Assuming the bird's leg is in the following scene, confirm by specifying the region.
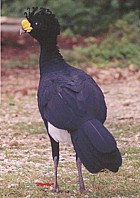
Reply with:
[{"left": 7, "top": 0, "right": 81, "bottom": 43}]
[
  {"left": 76, "top": 156, "right": 85, "bottom": 193},
  {"left": 53, "top": 156, "right": 59, "bottom": 192},
  {"left": 49, "top": 135, "right": 59, "bottom": 192}
]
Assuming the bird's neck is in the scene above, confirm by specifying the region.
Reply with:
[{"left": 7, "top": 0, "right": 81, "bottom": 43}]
[{"left": 39, "top": 37, "right": 64, "bottom": 75}]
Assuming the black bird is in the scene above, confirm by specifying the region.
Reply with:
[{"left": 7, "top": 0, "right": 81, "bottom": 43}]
[{"left": 21, "top": 7, "right": 122, "bottom": 192}]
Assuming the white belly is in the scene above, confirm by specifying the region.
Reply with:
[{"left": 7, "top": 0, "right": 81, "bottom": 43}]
[{"left": 48, "top": 122, "right": 72, "bottom": 144}]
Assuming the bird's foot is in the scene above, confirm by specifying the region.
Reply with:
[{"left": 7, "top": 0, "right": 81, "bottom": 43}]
[
  {"left": 52, "top": 184, "right": 59, "bottom": 193},
  {"left": 79, "top": 187, "right": 86, "bottom": 194}
]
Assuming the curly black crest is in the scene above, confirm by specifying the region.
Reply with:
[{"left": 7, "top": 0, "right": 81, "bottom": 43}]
[
  {"left": 24, "top": 7, "right": 60, "bottom": 36},
  {"left": 24, "top": 7, "right": 53, "bottom": 20}
]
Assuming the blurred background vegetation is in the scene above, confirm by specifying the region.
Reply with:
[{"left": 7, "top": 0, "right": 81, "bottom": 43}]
[{"left": 2, "top": 0, "right": 140, "bottom": 68}]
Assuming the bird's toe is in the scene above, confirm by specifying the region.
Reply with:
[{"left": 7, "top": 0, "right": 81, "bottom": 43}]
[
  {"left": 52, "top": 184, "right": 59, "bottom": 193},
  {"left": 79, "top": 187, "right": 86, "bottom": 194}
]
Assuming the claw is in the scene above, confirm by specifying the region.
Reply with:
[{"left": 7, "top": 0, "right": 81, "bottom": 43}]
[
  {"left": 51, "top": 184, "right": 59, "bottom": 193},
  {"left": 79, "top": 187, "right": 86, "bottom": 194}
]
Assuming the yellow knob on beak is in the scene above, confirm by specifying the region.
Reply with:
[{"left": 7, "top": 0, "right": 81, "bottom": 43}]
[{"left": 21, "top": 19, "right": 33, "bottom": 33}]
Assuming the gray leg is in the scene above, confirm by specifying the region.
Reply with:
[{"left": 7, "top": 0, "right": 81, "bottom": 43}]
[
  {"left": 48, "top": 134, "right": 59, "bottom": 192},
  {"left": 76, "top": 157, "right": 85, "bottom": 193},
  {"left": 53, "top": 156, "right": 59, "bottom": 192}
]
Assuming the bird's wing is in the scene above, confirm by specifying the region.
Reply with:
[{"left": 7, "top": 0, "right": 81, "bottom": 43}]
[{"left": 38, "top": 69, "right": 106, "bottom": 131}]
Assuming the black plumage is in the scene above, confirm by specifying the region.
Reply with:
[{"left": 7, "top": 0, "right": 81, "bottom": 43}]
[{"left": 21, "top": 7, "right": 122, "bottom": 192}]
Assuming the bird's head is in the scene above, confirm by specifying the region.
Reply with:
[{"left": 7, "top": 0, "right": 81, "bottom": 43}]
[{"left": 21, "top": 7, "right": 60, "bottom": 43}]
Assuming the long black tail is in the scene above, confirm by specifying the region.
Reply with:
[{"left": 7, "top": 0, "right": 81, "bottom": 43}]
[{"left": 71, "top": 119, "right": 122, "bottom": 173}]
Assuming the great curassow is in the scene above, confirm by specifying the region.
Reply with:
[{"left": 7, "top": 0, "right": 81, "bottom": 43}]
[{"left": 21, "top": 7, "right": 122, "bottom": 192}]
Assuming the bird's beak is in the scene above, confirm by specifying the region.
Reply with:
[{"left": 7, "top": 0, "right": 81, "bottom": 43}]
[{"left": 20, "top": 19, "right": 33, "bottom": 35}]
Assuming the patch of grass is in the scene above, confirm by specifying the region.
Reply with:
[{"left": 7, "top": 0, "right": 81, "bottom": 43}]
[
  {"left": 74, "top": 39, "right": 140, "bottom": 69},
  {"left": 107, "top": 121, "right": 140, "bottom": 138},
  {"left": 1, "top": 132, "right": 140, "bottom": 198},
  {"left": 27, "top": 155, "right": 47, "bottom": 163},
  {"left": 6, "top": 122, "right": 45, "bottom": 136},
  {"left": 1, "top": 150, "right": 140, "bottom": 197},
  {"left": 1, "top": 152, "right": 140, "bottom": 198},
  {"left": 121, "top": 146, "right": 140, "bottom": 161}
]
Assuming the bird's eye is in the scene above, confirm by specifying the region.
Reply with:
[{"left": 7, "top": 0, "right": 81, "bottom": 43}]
[{"left": 35, "top": 22, "right": 38, "bottom": 26}]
